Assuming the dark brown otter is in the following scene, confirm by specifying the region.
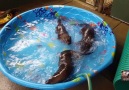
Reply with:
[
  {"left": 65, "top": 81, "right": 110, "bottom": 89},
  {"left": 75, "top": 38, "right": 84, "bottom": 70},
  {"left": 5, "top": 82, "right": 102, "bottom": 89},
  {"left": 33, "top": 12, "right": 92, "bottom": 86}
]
[
  {"left": 79, "top": 24, "right": 95, "bottom": 55},
  {"left": 56, "top": 19, "right": 71, "bottom": 45},
  {"left": 46, "top": 50, "right": 75, "bottom": 84}
]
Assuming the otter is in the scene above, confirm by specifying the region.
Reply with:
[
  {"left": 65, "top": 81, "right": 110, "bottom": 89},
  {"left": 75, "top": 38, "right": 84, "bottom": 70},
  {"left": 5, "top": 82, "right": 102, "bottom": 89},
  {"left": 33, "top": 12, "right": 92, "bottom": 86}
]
[
  {"left": 79, "top": 24, "right": 95, "bottom": 55},
  {"left": 46, "top": 50, "right": 80, "bottom": 84},
  {"left": 56, "top": 19, "right": 71, "bottom": 45},
  {"left": 46, "top": 22, "right": 95, "bottom": 84}
]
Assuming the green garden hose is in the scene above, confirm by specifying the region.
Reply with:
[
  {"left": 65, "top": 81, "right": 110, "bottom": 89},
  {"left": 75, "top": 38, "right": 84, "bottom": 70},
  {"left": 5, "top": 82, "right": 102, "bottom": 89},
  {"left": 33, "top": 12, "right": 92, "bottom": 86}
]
[
  {"left": 86, "top": 74, "right": 92, "bottom": 90},
  {"left": 76, "top": 73, "right": 92, "bottom": 90}
]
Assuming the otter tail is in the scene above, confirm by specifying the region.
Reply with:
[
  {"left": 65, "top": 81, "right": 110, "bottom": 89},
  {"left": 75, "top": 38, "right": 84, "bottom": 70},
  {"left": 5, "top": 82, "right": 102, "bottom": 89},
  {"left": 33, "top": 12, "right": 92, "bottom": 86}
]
[
  {"left": 46, "top": 63, "right": 73, "bottom": 84},
  {"left": 46, "top": 50, "right": 80, "bottom": 84}
]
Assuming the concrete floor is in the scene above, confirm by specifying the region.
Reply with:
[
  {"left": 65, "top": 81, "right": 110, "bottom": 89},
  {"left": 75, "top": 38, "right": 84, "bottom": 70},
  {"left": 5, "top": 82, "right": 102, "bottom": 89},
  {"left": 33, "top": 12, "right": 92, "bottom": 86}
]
[
  {"left": 0, "top": 0, "right": 129, "bottom": 90},
  {"left": 0, "top": 72, "right": 114, "bottom": 90}
]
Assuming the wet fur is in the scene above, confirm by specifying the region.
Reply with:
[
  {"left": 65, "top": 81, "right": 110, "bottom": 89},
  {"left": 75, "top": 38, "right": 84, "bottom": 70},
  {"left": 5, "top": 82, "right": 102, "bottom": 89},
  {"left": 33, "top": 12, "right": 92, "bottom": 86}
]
[
  {"left": 79, "top": 24, "right": 95, "bottom": 55},
  {"left": 46, "top": 50, "right": 74, "bottom": 84},
  {"left": 56, "top": 19, "right": 71, "bottom": 45},
  {"left": 46, "top": 21, "right": 95, "bottom": 84}
]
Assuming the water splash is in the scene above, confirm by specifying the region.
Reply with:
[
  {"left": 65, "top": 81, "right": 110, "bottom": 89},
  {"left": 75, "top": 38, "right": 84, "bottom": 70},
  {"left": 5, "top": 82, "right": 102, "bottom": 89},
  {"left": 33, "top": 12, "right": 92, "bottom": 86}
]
[{"left": 3, "top": 18, "right": 108, "bottom": 84}]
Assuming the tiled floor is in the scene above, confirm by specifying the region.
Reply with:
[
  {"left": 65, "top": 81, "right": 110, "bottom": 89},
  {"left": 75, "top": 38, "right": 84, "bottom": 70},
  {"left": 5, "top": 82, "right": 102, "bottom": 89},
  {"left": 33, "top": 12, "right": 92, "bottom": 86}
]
[{"left": 0, "top": 0, "right": 129, "bottom": 90}]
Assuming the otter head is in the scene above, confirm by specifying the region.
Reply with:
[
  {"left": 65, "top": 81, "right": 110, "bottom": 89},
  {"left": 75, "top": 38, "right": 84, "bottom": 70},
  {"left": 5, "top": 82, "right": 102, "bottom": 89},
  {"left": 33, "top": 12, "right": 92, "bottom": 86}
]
[
  {"left": 80, "top": 42, "right": 92, "bottom": 55},
  {"left": 60, "top": 34, "right": 71, "bottom": 45}
]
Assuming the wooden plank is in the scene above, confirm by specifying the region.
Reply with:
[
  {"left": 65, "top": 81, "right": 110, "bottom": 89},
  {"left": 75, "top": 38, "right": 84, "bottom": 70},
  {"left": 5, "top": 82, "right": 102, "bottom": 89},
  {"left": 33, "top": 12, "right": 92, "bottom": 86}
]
[{"left": 67, "top": 0, "right": 121, "bottom": 29}]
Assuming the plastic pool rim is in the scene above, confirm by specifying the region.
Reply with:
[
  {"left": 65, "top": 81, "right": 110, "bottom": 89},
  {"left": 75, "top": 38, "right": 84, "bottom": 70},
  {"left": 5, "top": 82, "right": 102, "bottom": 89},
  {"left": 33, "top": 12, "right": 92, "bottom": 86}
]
[{"left": 0, "top": 5, "right": 116, "bottom": 90}]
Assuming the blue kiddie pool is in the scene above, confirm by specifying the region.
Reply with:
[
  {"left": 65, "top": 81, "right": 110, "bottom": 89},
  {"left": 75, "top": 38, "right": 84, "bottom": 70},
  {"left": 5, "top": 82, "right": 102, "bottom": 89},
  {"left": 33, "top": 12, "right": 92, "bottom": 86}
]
[{"left": 0, "top": 5, "right": 116, "bottom": 90}]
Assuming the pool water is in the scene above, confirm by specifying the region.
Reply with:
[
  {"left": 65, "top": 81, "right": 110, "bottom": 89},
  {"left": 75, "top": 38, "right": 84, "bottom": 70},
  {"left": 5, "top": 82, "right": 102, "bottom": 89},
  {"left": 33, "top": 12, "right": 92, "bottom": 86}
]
[{"left": 1, "top": 17, "right": 109, "bottom": 84}]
